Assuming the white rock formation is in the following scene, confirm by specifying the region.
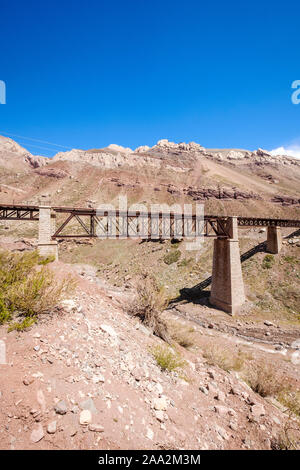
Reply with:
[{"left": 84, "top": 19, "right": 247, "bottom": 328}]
[
  {"left": 153, "top": 139, "right": 204, "bottom": 152},
  {"left": 107, "top": 144, "right": 133, "bottom": 154},
  {"left": 135, "top": 145, "right": 151, "bottom": 153}
]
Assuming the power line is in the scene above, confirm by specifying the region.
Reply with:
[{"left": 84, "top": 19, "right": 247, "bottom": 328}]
[
  {"left": 0, "top": 131, "right": 72, "bottom": 150},
  {"left": 17, "top": 141, "right": 64, "bottom": 153}
]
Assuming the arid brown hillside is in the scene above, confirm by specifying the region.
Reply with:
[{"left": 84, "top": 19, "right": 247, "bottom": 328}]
[
  {"left": 0, "top": 136, "right": 299, "bottom": 451},
  {"left": 0, "top": 136, "right": 299, "bottom": 222},
  {"left": 0, "top": 255, "right": 299, "bottom": 450}
]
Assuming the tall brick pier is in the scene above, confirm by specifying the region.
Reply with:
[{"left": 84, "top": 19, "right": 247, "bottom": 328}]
[
  {"left": 210, "top": 217, "right": 246, "bottom": 315},
  {"left": 266, "top": 226, "right": 282, "bottom": 254},
  {"left": 38, "top": 206, "right": 58, "bottom": 260}
]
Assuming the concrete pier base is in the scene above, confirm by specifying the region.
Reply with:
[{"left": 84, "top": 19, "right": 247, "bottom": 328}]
[
  {"left": 210, "top": 217, "right": 245, "bottom": 315},
  {"left": 266, "top": 226, "right": 282, "bottom": 254},
  {"left": 38, "top": 242, "right": 58, "bottom": 260},
  {"left": 38, "top": 206, "right": 58, "bottom": 260}
]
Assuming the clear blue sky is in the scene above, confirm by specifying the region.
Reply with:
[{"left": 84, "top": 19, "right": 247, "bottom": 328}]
[{"left": 0, "top": 0, "right": 300, "bottom": 157}]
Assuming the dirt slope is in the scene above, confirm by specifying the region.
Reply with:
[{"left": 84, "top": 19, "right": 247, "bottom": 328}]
[
  {"left": 0, "top": 261, "right": 295, "bottom": 450},
  {"left": 0, "top": 137, "right": 299, "bottom": 450}
]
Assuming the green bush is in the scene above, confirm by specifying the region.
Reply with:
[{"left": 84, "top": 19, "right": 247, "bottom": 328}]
[
  {"left": 8, "top": 316, "right": 37, "bottom": 332},
  {"left": 163, "top": 249, "right": 181, "bottom": 265},
  {"left": 152, "top": 345, "right": 186, "bottom": 372},
  {"left": 262, "top": 254, "right": 275, "bottom": 269},
  {"left": 0, "top": 250, "right": 75, "bottom": 328},
  {"left": 38, "top": 255, "right": 56, "bottom": 265},
  {"left": 0, "top": 296, "right": 11, "bottom": 324}
]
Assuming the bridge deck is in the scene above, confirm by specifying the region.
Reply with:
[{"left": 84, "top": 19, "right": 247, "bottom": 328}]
[{"left": 0, "top": 204, "right": 299, "bottom": 239}]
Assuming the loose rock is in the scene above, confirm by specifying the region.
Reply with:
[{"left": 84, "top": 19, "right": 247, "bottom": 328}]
[
  {"left": 54, "top": 400, "right": 68, "bottom": 415},
  {"left": 251, "top": 404, "right": 265, "bottom": 419},
  {"left": 47, "top": 421, "right": 57, "bottom": 434},
  {"left": 80, "top": 409, "right": 92, "bottom": 425},
  {"left": 30, "top": 424, "right": 44, "bottom": 443},
  {"left": 88, "top": 424, "right": 104, "bottom": 432}
]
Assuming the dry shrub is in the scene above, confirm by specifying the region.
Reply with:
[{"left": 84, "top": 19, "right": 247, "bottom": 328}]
[
  {"left": 167, "top": 320, "right": 195, "bottom": 349},
  {"left": 271, "top": 418, "right": 300, "bottom": 450},
  {"left": 7, "top": 268, "right": 76, "bottom": 317},
  {"left": 277, "top": 390, "right": 300, "bottom": 418},
  {"left": 128, "top": 273, "right": 170, "bottom": 342},
  {"left": 203, "top": 345, "right": 251, "bottom": 372},
  {"left": 152, "top": 345, "right": 186, "bottom": 372},
  {"left": 0, "top": 250, "right": 76, "bottom": 326},
  {"left": 243, "top": 362, "right": 284, "bottom": 397},
  {"left": 272, "top": 391, "right": 300, "bottom": 450}
]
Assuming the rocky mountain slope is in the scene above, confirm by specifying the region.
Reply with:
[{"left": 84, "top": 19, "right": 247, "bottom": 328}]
[
  {"left": 0, "top": 136, "right": 47, "bottom": 172},
  {"left": 0, "top": 136, "right": 299, "bottom": 450},
  {"left": 53, "top": 139, "right": 299, "bottom": 170},
  {"left": 0, "top": 260, "right": 298, "bottom": 450},
  {"left": 0, "top": 136, "right": 299, "bottom": 221}
]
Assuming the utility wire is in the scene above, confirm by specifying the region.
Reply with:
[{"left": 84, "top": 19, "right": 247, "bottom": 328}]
[
  {"left": 17, "top": 142, "right": 65, "bottom": 153},
  {"left": 0, "top": 131, "right": 72, "bottom": 150}
]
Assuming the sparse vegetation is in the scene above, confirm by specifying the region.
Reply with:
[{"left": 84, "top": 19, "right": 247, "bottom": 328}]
[
  {"left": 243, "top": 247, "right": 300, "bottom": 324},
  {"left": 167, "top": 320, "right": 195, "bottom": 349},
  {"left": 163, "top": 249, "right": 181, "bottom": 265},
  {"left": 203, "top": 345, "right": 252, "bottom": 372},
  {"left": 177, "top": 257, "right": 193, "bottom": 268},
  {"left": 128, "top": 273, "right": 170, "bottom": 342},
  {"left": 278, "top": 390, "right": 300, "bottom": 418},
  {"left": 37, "top": 255, "right": 56, "bottom": 265},
  {"left": 0, "top": 296, "right": 11, "bottom": 324},
  {"left": 151, "top": 345, "right": 186, "bottom": 372},
  {"left": 282, "top": 255, "right": 299, "bottom": 265},
  {"left": 271, "top": 418, "right": 300, "bottom": 450},
  {"left": 243, "top": 362, "right": 284, "bottom": 397},
  {"left": 7, "top": 316, "right": 37, "bottom": 332},
  {"left": 0, "top": 250, "right": 75, "bottom": 330},
  {"left": 262, "top": 254, "right": 275, "bottom": 269},
  {"left": 203, "top": 345, "right": 300, "bottom": 417}
]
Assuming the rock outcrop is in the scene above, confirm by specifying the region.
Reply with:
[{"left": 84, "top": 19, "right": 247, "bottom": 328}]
[
  {"left": 184, "top": 186, "right": 262, "bottom": 201},
  {"left": 34, "top": 167, "right": 68, "bottom": 179},
  {"left": 0, "top": 136, "right": 47, "bottom": 171},
  {"left": 1, "top": 135, "right": 299, "bottom": 175}
]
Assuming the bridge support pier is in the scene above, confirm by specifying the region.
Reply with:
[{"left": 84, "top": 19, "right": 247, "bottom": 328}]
[
  {"left": 266, "top": 226, "right": 282, "bottom": 254},
  {"left": 38, "top": 206, "right": 58, "bottom": 260},
  {"left": 210, "top": 217, "right": 245, "bottom": 315}
]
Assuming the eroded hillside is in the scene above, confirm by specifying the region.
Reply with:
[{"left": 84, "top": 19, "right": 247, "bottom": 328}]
[
  {"left": 0, "top": 136, "right": 299, "bottom": 450},
  {"left": 0, "top": 136, "right": 299, "bottom": 222}
]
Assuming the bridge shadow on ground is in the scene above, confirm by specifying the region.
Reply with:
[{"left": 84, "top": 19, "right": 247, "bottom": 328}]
[
  {"left": 285, "top": 228, "right": 300, "bottom": 239},
  {"left": 169, "top": 241, "right": 267, "bottom": 306}
]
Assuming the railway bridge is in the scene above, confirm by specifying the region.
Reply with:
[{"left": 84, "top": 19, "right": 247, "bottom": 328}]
[{"left": 0, "top": 203, "right": 299, "bottom": 315}]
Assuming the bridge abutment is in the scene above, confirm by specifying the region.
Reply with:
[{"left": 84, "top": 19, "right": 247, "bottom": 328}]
[
  {"left": 266, "top": 226, "right": 282, "bottom": 254},
  {"left": 210, "top": 217, "right": 245, "bottom": 315},
  {"left": 38, "top": 206, "right": 58, "bottom": 260}
]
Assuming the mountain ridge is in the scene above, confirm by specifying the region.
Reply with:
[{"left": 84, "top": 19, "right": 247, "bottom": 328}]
[{"left": 0, "top": 135, "right": 299, "bottom": 221}]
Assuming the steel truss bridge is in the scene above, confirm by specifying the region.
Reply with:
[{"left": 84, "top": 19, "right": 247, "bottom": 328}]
[{"left": 0, "top": 204, "right": 300, "bottom": 240}]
